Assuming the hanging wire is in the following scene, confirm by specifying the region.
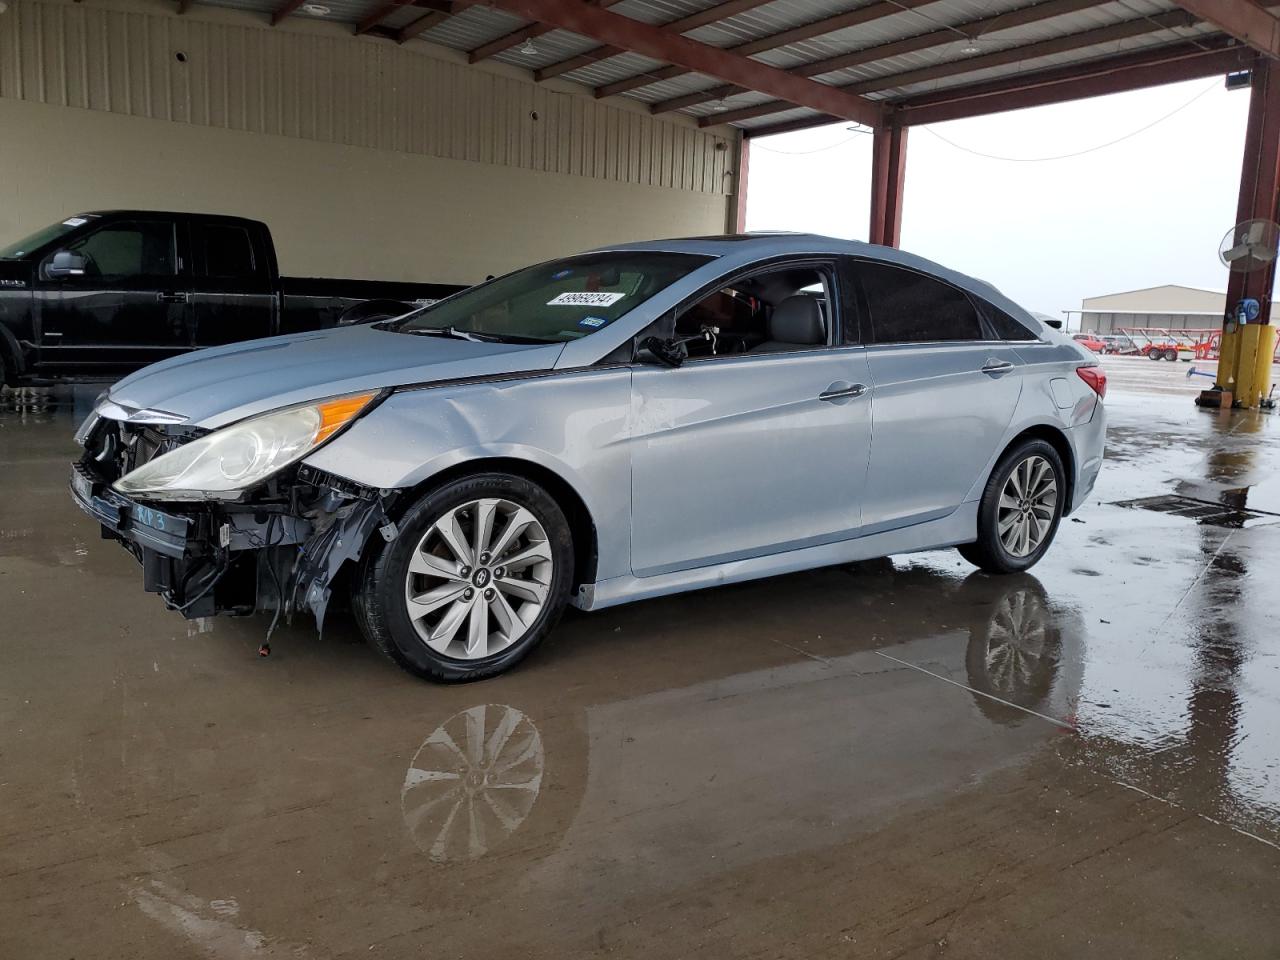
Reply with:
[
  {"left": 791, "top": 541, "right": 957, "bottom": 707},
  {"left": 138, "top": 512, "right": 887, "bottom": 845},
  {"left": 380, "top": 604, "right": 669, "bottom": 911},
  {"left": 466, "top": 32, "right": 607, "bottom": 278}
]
[
  {"left": 752, "top": 125, "right": 872, "bottom": 156},
  {"left": 919, "top": 77, "right": 1220, "bottom": 163}
]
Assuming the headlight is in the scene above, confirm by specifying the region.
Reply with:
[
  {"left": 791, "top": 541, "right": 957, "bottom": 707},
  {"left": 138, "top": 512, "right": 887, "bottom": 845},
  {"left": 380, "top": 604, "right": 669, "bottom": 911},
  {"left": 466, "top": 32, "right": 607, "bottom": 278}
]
[{"left": 114, "top": 392, "right": 378, "bottom": 500}]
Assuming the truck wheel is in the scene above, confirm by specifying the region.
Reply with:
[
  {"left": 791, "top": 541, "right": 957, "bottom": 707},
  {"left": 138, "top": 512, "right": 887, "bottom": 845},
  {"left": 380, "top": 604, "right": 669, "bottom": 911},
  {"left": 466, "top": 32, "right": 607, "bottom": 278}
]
[
  {"left": 1165, "top": 348, "right": 1178, "bottom": 362},
  {"left": 353, "top": 473, "right": 574, "bottom": 683},
  {"left": 958, "top": 439, "right": 1065, "bottom": 574},
  {"left": 1147, "top": 349, "right": 1162, "bottom": 361}
]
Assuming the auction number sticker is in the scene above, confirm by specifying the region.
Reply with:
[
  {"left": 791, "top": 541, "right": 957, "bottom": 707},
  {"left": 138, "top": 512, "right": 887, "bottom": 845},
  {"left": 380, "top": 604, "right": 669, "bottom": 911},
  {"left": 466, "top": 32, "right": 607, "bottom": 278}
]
[{"left": 547, "top": 291, "right": 625, "bottom": 307}]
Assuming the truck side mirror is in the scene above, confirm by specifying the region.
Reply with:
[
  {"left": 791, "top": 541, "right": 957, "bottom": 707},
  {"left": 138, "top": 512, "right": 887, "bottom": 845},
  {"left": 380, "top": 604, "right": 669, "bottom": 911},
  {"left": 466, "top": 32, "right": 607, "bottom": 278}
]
[{"left": 46, "top": 250, "right": 87, "bottom": 279}]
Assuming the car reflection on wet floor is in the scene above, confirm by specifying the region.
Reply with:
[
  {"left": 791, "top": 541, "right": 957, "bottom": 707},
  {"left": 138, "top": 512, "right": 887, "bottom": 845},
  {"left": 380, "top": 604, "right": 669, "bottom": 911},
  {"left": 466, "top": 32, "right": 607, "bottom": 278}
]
[{"left": 1, "top": 383, "right": 1279, "bottom": 958}]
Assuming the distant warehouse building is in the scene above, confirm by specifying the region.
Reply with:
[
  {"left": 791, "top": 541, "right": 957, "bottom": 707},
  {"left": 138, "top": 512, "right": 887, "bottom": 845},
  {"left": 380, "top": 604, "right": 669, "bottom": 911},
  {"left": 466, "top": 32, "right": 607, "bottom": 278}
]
[{"left": 1072, "top": 285, "right": 1226, "bottom": 334}]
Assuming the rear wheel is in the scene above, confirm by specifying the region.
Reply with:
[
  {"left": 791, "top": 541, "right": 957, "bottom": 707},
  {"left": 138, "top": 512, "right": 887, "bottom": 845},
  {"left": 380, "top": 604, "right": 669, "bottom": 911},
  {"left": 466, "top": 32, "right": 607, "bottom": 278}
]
[
  {"left": 1164, "top": 348, "right": 1178, "bottom": 362},
  {"left": 1147, "top": 348, "right": 1162, "bottom": 361},
  {"left": 958, "top": 439, "right": 1065, "bottom": 574},
  {"left": 353, "top": 473, "right": 574, "bottom": 682}
]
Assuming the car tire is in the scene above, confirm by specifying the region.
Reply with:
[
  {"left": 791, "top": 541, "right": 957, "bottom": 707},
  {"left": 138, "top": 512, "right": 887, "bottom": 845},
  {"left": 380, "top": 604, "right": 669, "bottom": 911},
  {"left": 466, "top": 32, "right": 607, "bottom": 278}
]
[
  {"left": 958, "top": 439, "right": 1066, "bottom": 574},
  {"left": 1165, "top": 348, "right": 1178, "bottom": 362},
  {"left": 352, "top": 472, "right": 574, "bottom": 683},
  {"left": 1147, "top": 349, "right": 1161, "bottom": 361}
]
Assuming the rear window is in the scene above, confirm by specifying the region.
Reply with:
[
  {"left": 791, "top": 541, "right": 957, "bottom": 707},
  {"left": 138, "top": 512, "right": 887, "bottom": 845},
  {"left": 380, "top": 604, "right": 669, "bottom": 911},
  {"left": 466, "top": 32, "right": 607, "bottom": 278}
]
[
  {"left": 856, "top": 260, "right": 984, "bottom": 343},
  {"left": 395, "top": 252, "right": 712, "bottom": 343},
  {"left": 201, "top": 224, "right": 257, "bottom": 278},
  {"left": 987, "top": 306, "right": 1038, "bottom": 341}
]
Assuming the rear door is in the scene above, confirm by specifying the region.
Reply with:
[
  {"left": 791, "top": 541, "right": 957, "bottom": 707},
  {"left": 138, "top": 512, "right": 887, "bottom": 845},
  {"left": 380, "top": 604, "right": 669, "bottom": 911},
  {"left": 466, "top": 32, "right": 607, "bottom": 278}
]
[
  {"left": 189, "top": 218, "right": 276, "bottom": 347},
  {"left": 848, "top": 257, "right": 1024, "bottom": 533},
  {"left": 33, "top": 216, "right": 189, "bottom": 372}
]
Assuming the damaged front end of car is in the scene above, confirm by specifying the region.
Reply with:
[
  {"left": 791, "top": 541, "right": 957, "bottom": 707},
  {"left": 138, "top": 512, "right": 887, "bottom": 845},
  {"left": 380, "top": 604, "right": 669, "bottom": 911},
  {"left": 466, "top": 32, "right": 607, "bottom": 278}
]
[{"left": 70, "top": 396, "right": 398, "bottom": 630}]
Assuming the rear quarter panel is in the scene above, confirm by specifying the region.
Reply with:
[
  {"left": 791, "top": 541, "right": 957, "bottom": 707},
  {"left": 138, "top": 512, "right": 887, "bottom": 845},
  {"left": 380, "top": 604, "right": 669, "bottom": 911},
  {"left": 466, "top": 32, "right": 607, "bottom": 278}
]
[{"left": 961, "top": 339, "right": 1103, "bottom": 510}]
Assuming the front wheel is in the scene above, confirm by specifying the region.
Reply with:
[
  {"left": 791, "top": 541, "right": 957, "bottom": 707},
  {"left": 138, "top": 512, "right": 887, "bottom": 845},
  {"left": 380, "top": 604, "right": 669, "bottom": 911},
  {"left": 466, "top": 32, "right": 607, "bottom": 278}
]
[
  {"left": 958, "top": 440, "right": 1066, "bottom": 574},
  {"left": 353, "top": 473, "right": 574, "bottom": 682}
]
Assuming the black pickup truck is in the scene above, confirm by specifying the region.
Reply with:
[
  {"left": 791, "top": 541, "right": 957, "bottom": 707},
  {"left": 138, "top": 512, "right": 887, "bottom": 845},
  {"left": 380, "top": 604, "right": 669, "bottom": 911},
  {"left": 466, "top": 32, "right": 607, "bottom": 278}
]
[{"left": 0, "top": 210, "right": 466, "bottom": 385}]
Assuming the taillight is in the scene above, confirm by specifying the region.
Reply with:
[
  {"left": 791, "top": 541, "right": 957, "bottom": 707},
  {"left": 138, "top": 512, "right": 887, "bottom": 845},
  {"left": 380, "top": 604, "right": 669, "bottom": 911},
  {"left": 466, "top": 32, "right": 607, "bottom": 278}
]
[{"left": 1077, "top": 365, "right": 1107, "bottom": 399}]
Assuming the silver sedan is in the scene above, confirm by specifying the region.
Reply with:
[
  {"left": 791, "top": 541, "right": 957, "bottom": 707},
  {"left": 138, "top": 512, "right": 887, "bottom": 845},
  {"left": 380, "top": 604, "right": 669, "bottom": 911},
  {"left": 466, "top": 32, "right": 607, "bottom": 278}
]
[{"left": 71, "top": 234, "right": 1107, "bottom": 682}]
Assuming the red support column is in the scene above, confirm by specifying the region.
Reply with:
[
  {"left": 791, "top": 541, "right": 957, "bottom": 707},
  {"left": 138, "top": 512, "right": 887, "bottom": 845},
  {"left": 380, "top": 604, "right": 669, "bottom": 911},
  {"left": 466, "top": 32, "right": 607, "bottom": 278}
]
[
  {"left": 1226, "top": 58, "right": 1280, "bottom": 322},
  {"left": 869, "top": 120, "right": 908, "bottom": 247},
  {"left": 730, "top": 137, "right": 750, "bottom": 233}
]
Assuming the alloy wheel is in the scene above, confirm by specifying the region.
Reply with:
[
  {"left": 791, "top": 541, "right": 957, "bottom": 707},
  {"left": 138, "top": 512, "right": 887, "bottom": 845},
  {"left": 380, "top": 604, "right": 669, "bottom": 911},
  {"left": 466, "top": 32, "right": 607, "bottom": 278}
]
[
  {"left": 997, "top": 455, "right": 1058, "bottom": 558},
  {"left": 403, "top": 498, "right": 553, "bottom": 660}
]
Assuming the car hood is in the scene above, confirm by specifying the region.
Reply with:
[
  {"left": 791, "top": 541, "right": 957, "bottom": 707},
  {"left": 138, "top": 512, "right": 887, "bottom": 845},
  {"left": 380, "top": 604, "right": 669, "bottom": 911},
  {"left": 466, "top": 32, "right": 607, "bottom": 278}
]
[{"left": 108, "top": 325, "right": 566, "bottom": 429}]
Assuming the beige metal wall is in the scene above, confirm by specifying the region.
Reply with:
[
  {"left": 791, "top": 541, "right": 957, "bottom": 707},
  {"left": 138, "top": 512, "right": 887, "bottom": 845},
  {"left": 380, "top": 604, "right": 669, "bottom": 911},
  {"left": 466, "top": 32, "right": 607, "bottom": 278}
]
[{"left": 0, "top": 0, "right": 737, "bottom": 284}]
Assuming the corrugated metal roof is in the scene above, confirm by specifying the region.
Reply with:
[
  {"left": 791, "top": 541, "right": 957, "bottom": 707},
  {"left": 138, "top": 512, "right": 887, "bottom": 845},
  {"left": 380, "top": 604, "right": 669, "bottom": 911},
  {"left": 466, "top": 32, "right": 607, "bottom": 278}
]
[{"left": 188, "top": 0, "right": 1244, "bottom": 132}]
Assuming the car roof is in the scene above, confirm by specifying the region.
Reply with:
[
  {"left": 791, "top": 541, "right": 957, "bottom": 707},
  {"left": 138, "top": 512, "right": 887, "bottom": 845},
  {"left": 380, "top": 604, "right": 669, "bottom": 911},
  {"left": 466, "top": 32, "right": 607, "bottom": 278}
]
[
  {"left": 591, "top": 232, "right": 1046, "bottom": 336},
  {"left": 78, "top": 210, "right": 266, "bottom": 227}
]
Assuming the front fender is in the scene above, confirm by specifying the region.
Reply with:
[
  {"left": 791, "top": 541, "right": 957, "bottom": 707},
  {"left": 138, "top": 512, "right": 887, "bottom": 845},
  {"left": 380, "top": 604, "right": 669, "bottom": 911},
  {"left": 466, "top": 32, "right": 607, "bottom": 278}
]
[{"left": 301, "top": 368, "right": 634, "bottom": 580}]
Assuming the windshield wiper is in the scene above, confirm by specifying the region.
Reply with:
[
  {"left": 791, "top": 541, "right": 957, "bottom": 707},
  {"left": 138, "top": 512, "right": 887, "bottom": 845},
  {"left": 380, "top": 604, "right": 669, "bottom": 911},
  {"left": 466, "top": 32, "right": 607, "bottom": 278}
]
[
  {"left": 406, "top": 326, "right": 553, "bottom": 345},
  {"left": 408, "top": 325, "right": 483, "bottom": 342}
]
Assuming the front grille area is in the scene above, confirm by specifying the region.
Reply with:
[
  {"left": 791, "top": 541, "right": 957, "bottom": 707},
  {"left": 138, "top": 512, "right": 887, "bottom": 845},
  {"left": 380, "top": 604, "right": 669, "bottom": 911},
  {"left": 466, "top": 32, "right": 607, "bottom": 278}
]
[{"left": 83, "top": 419, "right": 185, "bottom": 483}]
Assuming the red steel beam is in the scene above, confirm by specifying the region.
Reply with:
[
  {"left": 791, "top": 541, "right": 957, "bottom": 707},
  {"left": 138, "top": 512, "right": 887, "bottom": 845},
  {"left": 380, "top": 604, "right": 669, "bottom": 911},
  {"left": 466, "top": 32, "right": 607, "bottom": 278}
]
[
  {"left": 1226, "top": 59, "right": 1280, "bottom": 325},
  {"left": 397, "top": 9, "right": 449, "bottom": 41},
  {"left": 593, "top": 0, "right": 939, "bottom": 100},
  {"left": 743, "top": 41, "right": 1247, "bottom": 137},
  {"left": 483, "top": 0, "right": 884, "bottom": 125},
  {"left": 357, "top": 0, "right": 413, "bottom": 35},
  {"left": 730, "top": 137, "right": 750, "bottom": 233},
  {"left": 650, "top": 0, "right": 1099, "bottom": 115},
  {"left": 1173, "top": 0, "right": 1280, "bottom": 59},
  {"left": 869, "top": 121, "right": 907, "bottom": 247},
  {"left": 896, "top": 41, "right": 1246, "bottom": 125},
  {"left": 396, "top": 0, "right": 485, "bottom": 42},
  {"left": 533, "top": 0, "right": 776, "bottom": 81},
  {"left": 469, "top": 0, "right": 625, "bottom": 64},
  {"left": 271, "top": 0, "right": 307, "bottom": 25},
  {"left": 703, "top": 8, "right": 1197, "bottom": 127}
]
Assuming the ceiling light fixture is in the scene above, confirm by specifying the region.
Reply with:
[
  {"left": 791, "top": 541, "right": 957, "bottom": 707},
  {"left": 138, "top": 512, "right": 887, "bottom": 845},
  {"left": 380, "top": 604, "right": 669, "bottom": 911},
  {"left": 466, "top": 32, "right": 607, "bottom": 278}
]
[
  {"left": 960, "top": 38, "right": 981, "bottom": 54},
  {"left": 301, "top": 3, "right": 331, "bottom": 14},
  {"left": 519, "top": 37, "right": 538, "bottom": 55}
]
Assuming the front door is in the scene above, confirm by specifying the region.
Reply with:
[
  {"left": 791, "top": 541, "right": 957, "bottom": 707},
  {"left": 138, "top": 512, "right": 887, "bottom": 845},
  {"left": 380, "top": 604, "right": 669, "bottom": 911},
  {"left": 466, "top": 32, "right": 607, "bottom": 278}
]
[
  {"left": 629, "top": 262, "right": 871, "bottom": 577},
  {"left": 34, "top": 217, "right": 189, "bottom": 373}
]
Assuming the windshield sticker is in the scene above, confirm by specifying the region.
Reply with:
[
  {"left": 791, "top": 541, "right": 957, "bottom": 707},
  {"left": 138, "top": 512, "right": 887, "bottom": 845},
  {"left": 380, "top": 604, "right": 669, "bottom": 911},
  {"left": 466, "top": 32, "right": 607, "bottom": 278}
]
[
  {"left": 578, "top": 315, "right": 608, "bottom": 329},
  {"left": 547, "top": 291, "right": 625, "bottom": 307},
  {"left": 551, "top": 269, "right": 573, "bottom": 280},
  {"left": 62, "top": 217, "right": 89, "bottom": 227}
]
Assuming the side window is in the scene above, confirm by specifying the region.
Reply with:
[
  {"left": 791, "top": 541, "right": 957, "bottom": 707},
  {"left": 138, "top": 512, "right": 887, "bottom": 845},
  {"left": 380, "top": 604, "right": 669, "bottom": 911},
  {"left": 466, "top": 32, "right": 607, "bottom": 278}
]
[
  {"left": 674, "top": 264, "right": 834, "bottom": 359},
  {"left": 857, "top": 260, "right": 983, "bottom": 344},
  {"left": 68, "top": 221, "right": 176, "bottom": 279},
  {"left": 984, "top": 303, "right": 1038, "bottom": 341},
  {"left": 200, "top": 224, "right": 257, "bottom": 278}
]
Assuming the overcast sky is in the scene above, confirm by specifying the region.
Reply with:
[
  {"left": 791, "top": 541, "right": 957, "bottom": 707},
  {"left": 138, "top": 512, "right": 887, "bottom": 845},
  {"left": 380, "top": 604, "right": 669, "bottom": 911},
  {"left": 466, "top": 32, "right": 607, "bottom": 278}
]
[{"left": 745, "top": 77, "right": 1252, "bottom": 327}]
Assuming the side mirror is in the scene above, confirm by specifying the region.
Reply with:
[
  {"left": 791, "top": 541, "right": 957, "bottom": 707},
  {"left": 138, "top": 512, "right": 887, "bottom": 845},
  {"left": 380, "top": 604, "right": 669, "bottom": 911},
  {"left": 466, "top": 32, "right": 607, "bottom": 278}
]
[
  {"left": 46, "top": 250, "right": 87, "bottom": 279},
  {"left": 638, "top": 336, "right": 687, "bottom": 368}
]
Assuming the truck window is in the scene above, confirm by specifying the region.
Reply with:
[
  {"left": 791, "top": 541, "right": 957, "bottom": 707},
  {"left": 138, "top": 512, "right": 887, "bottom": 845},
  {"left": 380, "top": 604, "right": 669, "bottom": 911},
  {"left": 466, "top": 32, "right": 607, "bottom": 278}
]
[
  {"left": 68, "top": 221, "right": 176, "bottom": 278},
  {"left": 200, "top": 224, "right": 257, "bottom": 278}
]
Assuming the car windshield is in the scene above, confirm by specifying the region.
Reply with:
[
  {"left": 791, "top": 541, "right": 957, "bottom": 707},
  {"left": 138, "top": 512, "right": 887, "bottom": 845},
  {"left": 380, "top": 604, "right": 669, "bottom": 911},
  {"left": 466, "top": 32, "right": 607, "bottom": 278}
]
[
  {"left": 391, "top": 251, "right": 712, "bottom": 343},
  {"left": 0, "top": 215, "right": 99, "bottom": 260}
]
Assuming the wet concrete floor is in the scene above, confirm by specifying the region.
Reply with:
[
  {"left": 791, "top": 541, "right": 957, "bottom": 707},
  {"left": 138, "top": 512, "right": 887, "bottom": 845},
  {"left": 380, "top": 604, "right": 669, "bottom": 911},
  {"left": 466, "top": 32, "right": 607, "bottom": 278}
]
[{"left": 2, "top": 369, "right": 1279, "bottom": 958}]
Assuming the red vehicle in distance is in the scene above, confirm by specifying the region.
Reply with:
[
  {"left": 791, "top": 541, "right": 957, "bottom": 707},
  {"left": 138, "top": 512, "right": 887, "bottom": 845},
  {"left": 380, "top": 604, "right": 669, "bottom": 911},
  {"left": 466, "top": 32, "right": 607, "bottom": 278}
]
[{"left": 1071, "top": 332, "right": 1107, "bottom": 353}]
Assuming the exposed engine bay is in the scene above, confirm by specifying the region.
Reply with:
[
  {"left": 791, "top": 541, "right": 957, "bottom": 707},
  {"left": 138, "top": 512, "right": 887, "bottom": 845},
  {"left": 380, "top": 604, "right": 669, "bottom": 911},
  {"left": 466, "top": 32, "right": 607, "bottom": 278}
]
[{"left": 75, "top": 414, "right": 397, "bottom": 630}]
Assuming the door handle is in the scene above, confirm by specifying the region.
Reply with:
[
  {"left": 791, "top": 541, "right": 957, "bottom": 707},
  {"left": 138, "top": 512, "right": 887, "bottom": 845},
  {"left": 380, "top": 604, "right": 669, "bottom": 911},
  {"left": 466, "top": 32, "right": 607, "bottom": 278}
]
[
  {"left": 981, "top": 358, "right": 1015, "bottom": 375},
  {"left": 156, "top": 292, "right": 188, "bottom": 304},
  {"left": 819, "top": 383, "right": 868, "bottom": 402}
]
